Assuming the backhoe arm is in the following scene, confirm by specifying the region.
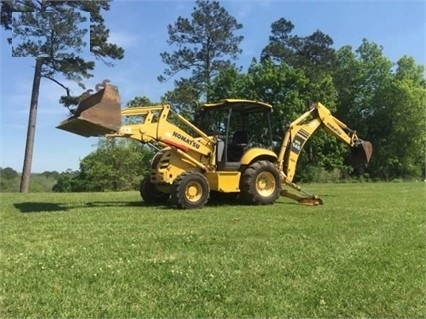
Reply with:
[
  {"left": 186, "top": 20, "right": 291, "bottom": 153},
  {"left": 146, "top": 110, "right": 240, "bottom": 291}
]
[{"left": 277, "top": 102, "right": 373, "bottom": 205}]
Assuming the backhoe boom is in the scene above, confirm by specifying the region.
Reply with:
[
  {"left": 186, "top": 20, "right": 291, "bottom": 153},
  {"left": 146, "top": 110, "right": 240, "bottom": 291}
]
[{"left": 278, "top": 102, "right": 373, "bottom": 205}]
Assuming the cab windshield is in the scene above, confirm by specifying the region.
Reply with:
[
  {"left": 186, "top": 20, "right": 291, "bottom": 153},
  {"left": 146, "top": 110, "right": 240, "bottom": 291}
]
[{"left": 194, "top": 101, "right": 273, "bottom": 148}]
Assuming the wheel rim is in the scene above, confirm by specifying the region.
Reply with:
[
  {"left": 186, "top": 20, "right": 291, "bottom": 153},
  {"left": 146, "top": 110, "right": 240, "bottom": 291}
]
[
  {"left": 255, "top": 171, "right": 276, "bottom": 197},
  {"left": 185, "top": 181, "right": 203, "bottom": 203}
]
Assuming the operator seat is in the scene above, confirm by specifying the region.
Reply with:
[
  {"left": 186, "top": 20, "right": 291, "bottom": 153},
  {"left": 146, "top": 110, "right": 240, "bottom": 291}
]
[
  {"left": 228, "top": 130, "right": 248, "bottom": 161},
  {"left": 232, "top": 130, "right": 248, "bottom": 147}
]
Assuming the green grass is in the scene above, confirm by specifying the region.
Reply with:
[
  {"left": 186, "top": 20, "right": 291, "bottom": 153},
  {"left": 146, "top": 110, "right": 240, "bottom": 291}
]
[{"left": 1, "top": 182, "right": 425, "bottom": 318}]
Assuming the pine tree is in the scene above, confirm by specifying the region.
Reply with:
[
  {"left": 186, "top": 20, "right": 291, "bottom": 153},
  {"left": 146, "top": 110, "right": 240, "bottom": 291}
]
[
  {"left": 1, "top": 0, "right": 124, "bottom": 192},
  {"left": 159, "top": 0, "right": 243, "bottom": 106}
]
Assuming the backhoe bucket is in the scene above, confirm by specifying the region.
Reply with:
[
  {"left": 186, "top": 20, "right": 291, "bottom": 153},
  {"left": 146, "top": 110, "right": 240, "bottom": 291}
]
[
  {"left": 349, "top": 141, "right": 373, "bottom": 172},
  {"left": 57, "top": 84, "right": 121, "bottom": 137}
]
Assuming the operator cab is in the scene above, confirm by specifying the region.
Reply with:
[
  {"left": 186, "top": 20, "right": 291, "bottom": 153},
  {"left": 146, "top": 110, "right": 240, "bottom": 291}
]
[{"left": 194, "top": 99, "right": 273, "bottom": 169}]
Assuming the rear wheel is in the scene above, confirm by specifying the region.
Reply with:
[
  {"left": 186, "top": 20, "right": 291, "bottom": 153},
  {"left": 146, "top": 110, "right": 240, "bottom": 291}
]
[
  {"left": 240, "top": 160, "right": 281, "bottom": 205},
  {"left": 140, "top": 175, "right": 169, "bottom": 204},
  {"left": 171, "top": 172, "right": 210, "bottom": 209}
]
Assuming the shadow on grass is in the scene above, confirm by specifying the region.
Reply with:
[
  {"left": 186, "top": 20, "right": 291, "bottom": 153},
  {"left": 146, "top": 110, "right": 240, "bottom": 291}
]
[
  {"left": 13, "top": 200, "right": 162, "bottom": 213},
  {"left": 206, "top": 192, "right": 300, "bottom": 207},
  {"left": 14, "top": 195, "right": 298, "bottom": 213},
  {"left": 14, "top": 202, "right": 68, "bottom": 213},
  {"left": 207, "top": 192, "right": 240, "bottom": 207}
]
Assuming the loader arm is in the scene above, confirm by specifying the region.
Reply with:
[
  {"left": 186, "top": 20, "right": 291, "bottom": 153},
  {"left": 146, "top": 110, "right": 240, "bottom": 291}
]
[
  {"left": 111, "top": 105, "right": 218, "bottom": 172},
  {"left": 111, "top": 105, "right": 214, "bottom": 154},
  {"left": 57, "top": 84, "right": 218, "bottom": 172},
  {"left": 277, "top": 102, "right": 373, "bottom": 205}
]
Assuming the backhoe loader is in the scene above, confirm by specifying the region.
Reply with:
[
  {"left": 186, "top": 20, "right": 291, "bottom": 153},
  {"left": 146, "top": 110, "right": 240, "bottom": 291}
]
[{"left": 57, "top": 82, "right": 373, "bottom": 209}]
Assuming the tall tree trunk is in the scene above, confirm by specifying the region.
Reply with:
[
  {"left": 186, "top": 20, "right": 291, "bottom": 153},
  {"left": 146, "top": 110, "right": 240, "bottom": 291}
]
[{"left": 20, "top": 58, "right": 43, "bottom": 193}]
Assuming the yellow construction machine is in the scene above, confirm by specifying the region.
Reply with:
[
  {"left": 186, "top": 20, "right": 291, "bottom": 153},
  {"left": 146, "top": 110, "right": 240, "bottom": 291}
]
[{"left": 57, "top": 82, "right": 373, "bottom": 209}]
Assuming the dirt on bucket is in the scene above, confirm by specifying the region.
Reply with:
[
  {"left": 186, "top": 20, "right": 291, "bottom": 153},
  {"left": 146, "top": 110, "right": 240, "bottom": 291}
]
[{"left": 57, "top": 84, "right": 121, "bottom": 137}]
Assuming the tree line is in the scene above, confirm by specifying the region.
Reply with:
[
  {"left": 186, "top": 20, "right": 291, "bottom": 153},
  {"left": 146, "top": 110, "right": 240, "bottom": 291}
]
[
  {"left": 2, "top": 0, "right": 424, "bottom": 192},
  {"left": 156, "top": 2, "right": 424, "bottom": 182},
  {"left": 0, "top": 167, "right": 59, "bottom": 192}
]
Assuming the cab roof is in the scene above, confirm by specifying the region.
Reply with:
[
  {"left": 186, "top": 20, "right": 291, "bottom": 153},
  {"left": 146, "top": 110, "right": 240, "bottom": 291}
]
[{"left": 201, "top": 99, "right": 272, "bottom": 113}]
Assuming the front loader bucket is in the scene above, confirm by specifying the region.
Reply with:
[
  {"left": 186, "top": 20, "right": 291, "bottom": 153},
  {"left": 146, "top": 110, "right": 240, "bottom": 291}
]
[
  {"left": 57, "top": 84, "right": 121, "bottom": 137},
  {"left": 349, "top": 141, "right": 373, "bottom": 173}
]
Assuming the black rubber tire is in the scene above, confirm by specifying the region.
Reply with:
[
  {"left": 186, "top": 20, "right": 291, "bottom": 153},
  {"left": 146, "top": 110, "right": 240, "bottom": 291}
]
[
  {"left": 240, "top": 160, "right": 281, "bottom": 205},
  {"left": 140, "top": 175, "right": 169, "bottom": 204},
  {"left": 171, "top": 172, "right": 210, "bottom": 209}
]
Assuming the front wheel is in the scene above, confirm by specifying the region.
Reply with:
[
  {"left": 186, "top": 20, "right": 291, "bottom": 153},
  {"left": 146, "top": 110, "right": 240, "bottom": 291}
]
[
  {"left": 171, "top": 172, "right": 210, "bottom": 209},
  {"left": 240, "top": 160, "right": 281, "bottom": 205}
]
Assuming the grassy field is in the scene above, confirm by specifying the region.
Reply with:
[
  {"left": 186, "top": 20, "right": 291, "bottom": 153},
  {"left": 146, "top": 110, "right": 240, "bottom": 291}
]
[{"left": 1, "top": 182, "right": 425, "bottom": 318}]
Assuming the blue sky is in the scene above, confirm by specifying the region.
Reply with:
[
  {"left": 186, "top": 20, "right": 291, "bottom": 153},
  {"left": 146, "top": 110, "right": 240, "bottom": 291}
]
[{"left": 0, "top": 0, "right": 425, "bottom": 173}]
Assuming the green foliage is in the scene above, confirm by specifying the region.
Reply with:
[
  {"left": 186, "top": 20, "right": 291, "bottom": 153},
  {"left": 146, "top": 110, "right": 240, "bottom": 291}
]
[
  {"left": 52, "top": 170, "right": 80, "bottom": 192},
  {"left": 334, "top": 40, "right": 391, "bottom": 134},
  {"left": 261, "top": 17, "right": 336, "bottom": 80},
  {"left": 1, "top": 182, "right": 425, "bottom": 317},
  {"left": 159, "top": 0, "right": 243, "bottom": 102},
  {"left": 207, "top": 66, "right": 247, "bottom": 100},
  {"left": 367, "top": 58, "right": 426, "bottom": 179},
  {"left": 0, "top": 0, "right": 12, "bottom": 39},
  {"left": 39, "top": 170, "right": 59, "bottom": 179},
  {"left": 28, "top": 174, "right": 57, "bottom": 192},
  {"left": 51, "top": 137, "right": 155, "bottom": 193},
  {"left": 333, "top": 40, "right": 425, "bottom": 180},
  {"left": 0, "top": 169, "right": 59, "bottom": 193},
  {"left": 162, "top": 78, "right": 201, "bottom": 117},
  {"left": 58, "top": 139, "right": 154, "bottom": 192},
  {"left": 126, "top": 96, "right": 154, "bottom": 107},
  {"left": 0, "top": 167, "right": 18, "bottom": 180},
  {"left": 124, "top": 96, "right": 160, "bottom": 124},
  {"left": 0, "top": 170, "right": 20, "bottom": 192}
]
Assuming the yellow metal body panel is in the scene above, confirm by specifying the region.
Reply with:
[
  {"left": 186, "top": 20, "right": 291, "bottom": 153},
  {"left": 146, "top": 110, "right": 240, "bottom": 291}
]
[
  {"left": 151, "top": 150, "right": 242, "bottom": 193},
  {"left": 205, "top": 171, "right": 241, "bottom": 192},
  {"left": 151, "top": 148, "right": 200, "bottom": 185},
  {"left": 240, "top": 148, "right": 277, "bottom": 165}
]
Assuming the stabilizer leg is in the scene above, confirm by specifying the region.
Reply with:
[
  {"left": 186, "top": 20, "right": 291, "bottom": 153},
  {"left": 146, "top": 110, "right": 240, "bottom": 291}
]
[{"left": 280, "top": 180, "right": 323, "bottom": 205}]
